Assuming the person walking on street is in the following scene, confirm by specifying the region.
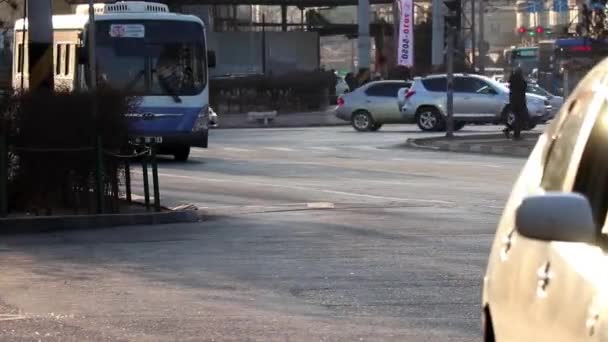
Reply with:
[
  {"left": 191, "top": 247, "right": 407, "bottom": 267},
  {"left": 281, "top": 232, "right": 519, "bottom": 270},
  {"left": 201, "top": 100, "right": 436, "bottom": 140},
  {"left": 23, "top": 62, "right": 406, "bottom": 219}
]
[
  {"left": 345, "top": 72, "right": 357, "bottom": 92},
  {"left": 504, "top": 67, "right": 528, "bottom": 140},
  {"left": 356, "top": 68, "right": 371, "bottom": 88}
]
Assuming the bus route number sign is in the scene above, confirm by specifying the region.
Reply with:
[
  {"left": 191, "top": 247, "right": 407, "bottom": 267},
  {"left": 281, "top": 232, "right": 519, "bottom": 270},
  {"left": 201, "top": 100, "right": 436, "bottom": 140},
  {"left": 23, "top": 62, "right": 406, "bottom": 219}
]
[
  {"left": 515, "top": 49, "right": 537, "bottom": 58},
  {"left": 109, "top": 24, "right": 145, "bottom": 38}
]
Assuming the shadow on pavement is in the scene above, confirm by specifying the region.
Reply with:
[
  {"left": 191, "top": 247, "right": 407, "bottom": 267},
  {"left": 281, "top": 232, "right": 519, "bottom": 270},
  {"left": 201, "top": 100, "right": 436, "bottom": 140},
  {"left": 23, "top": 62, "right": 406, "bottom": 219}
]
[{"left": 0, "top": 209, "right": 487, "bottom": 340}]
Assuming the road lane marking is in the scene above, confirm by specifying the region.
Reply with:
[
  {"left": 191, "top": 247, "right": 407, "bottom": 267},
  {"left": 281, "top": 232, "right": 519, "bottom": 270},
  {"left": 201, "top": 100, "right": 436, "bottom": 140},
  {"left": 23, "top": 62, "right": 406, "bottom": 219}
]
[
  {"left": 310, "top": 146, "right": 336, "bottom": 151},
  {"left": 306, "top": 202, "right": 335, "bottom": 209},
  {"left": 150, "top": 171, "right": 454, "bottom": 206},
  {"left": 264, "top": 147, "right": 295, "bottom": 152},
  {"left": 222, "top": 147, "right": 252, "bottom": 152},
  {"left": 0, "top": 314, "right": 27, "bottom": 321}
]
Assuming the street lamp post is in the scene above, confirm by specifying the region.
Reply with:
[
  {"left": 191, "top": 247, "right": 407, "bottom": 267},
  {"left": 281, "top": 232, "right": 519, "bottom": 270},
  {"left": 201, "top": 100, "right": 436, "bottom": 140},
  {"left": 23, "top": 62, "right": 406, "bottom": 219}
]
[{"left": 87, "top": 0, "right": 104, "bottom": 214}]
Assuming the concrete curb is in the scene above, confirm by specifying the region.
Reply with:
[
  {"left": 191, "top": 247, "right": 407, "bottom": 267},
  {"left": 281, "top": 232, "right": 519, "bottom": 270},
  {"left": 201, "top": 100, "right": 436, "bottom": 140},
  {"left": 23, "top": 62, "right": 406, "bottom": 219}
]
[
  {"left": 0, "top": 209, "right": 201, "bottom": 235},
  {"left": 405, "top": 135, "right": 537, "bottom": 158}
]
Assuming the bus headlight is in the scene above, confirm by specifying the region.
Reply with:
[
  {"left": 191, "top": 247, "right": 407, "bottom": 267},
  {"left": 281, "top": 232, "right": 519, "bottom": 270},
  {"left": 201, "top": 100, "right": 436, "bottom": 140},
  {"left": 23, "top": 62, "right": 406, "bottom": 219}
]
[{"left": 192, "top": 106, "right": 209, "bottom": 132}]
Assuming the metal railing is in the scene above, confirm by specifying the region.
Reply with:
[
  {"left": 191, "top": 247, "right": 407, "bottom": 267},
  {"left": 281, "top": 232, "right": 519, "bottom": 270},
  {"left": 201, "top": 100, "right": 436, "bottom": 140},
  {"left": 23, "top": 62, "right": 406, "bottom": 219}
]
[{"left": 0, "top": 136, "right": 162, "bottom": 218}]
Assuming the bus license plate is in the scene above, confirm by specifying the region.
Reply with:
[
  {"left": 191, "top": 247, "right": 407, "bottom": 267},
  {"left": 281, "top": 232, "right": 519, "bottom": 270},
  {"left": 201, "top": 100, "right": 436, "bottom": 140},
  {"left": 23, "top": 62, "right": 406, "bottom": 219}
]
[{"left": 135, "top": 136, "right": 163, "bottom": 144}]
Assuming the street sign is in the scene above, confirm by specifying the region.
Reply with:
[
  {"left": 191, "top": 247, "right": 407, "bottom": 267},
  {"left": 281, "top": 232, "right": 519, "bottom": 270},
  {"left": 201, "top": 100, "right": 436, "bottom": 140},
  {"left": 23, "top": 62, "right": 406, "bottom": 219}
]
[
  {"left": 526, "top": 0, "right": 543, "bottom": 13},
  {"left": 552, "top": 0, "right": 568, "bottom": 12},
  {"left": 109, "top": 24, "right": 145, "bottom": 38}
]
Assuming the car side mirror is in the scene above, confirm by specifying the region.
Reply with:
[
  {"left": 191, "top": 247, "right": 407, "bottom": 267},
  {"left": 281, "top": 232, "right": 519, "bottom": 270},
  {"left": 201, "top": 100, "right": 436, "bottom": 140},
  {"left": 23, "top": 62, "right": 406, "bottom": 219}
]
[
  {"left": 207, "top": 50, "right": 216, "bottom": 68},
  {"left": 516, "top": 193, "right": 596, "bottom": 243}
]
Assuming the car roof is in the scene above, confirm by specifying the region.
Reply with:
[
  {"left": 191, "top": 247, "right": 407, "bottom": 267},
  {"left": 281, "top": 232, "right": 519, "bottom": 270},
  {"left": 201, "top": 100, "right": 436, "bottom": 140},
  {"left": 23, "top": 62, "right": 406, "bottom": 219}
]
[
  {"left": 365, "top": 80, "right": 412, "bottom": 85},
  {"left": 420, "top": 73, "right": 488, "bottom": 79}
]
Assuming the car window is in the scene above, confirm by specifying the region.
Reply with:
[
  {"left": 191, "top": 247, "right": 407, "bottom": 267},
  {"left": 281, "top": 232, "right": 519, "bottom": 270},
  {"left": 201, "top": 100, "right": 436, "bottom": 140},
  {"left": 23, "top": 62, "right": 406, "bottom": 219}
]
[
  {"left": 421, "top": 77, "right": 446, "bottom": 92},
  {"left": 365, "top": 83, "right": 407, "bottom": 97},
  {"left": 527, "top": 85, "right": 549, "bottom": 97},
  {"left": 572, "top": 104, "right": 608, "bottom": 226},
  {"left": 541, "top": 98, "right": 589, "bottom": 191},
  {"left": 454, "top": 77, "right": 488, "bottom": 93}
]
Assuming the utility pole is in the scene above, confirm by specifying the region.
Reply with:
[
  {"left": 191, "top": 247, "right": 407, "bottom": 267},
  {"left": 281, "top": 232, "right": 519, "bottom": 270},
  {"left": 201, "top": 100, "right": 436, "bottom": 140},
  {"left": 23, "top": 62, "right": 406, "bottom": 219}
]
[
  {"left": 478, "top": 0, "right": 485, "bottom": 74},
  {"left": 357, "top": 0, "right": 371, "bottom": 70},
  {"left": 446, "top": 24, "right": 454, "bottom": 138},
  {"left": 27, "top": 0, "right": 54, "bottom": 91},
  {"left": 87, "top": 0, "right": 104, "bottom": 214},
  {"left": 431, "top": 0, "right": 444, "bottom": 67},
  {"left": 471, "top": 0, "right": 476, "bottom": 69}
]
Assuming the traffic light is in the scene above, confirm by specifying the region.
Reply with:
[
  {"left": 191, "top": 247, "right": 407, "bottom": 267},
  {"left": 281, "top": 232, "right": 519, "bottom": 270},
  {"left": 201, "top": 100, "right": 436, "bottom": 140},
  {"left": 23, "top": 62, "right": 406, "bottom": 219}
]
[
  {"left": 443, "top": 0, "right": 461, "bottom": 31},
  {"left": 517, "top": 26, "right": 527, "bottom": 35},
  {"left": 443, "top": 0, "right": 461, "bottom": 50},
  {"left": 535, "top": 26, "right": 544, "bottom": 34}
]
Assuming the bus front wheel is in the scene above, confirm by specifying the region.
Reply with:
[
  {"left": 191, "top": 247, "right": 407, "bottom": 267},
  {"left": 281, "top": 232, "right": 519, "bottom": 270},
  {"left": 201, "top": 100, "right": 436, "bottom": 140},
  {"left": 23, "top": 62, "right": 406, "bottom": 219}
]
[{"left": 174, "top": 146, "right": 191, "bottom": 162}]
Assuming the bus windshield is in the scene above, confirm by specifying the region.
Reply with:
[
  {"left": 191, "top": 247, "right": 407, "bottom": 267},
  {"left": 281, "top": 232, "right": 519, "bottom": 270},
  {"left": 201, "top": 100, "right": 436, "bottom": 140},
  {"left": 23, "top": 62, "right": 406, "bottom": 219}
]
[
  {"left": 93, "top": 20, "right": 207, "bottom": 97},
  {"left": 505, "top": 47, "right": 538, "bottom": 76}
]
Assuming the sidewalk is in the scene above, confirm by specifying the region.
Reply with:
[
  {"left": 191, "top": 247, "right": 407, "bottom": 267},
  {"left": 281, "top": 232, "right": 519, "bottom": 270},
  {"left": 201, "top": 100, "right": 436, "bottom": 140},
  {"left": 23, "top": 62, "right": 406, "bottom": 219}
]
[
  {"left": 217, "top": 109, "right": 348, "bottom": 129},
  {"left": 405, "top": 132, "right": 541, "bottom": 158}
]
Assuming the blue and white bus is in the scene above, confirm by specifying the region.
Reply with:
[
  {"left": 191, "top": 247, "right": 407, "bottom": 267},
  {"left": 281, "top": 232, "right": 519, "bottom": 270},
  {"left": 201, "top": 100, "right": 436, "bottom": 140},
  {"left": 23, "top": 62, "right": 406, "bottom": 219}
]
[
  {"left": 503, "top": 46, "right": 538, "bottom": 77},
  {"left": 538, "top": 38, "right": 608, "bottom": 96},
  {"left": 13, "top": 1, "right": 214, "bottom": 161}
]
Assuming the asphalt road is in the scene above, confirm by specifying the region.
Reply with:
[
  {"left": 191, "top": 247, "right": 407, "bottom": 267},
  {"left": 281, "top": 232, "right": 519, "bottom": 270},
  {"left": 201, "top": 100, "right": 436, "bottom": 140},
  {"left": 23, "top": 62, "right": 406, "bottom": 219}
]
[{"left": 0, "top": 125, "right": 527, "bottom": 341}]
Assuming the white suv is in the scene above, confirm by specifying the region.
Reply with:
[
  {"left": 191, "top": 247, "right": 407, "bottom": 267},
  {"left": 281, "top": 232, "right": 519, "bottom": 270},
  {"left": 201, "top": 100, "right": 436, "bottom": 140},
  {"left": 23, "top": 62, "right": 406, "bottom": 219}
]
[{"left": 400, "top": 74, "right": 552, "bottom": 131}]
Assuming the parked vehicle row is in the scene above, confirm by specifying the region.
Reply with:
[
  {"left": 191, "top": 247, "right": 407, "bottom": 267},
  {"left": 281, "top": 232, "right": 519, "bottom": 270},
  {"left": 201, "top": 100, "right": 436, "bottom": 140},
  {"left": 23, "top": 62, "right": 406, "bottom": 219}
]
[
  {"left": 335, "top": 73, "right": 558, "bottom": 132},
  {"left": 335, "top": 80, "right": 412, "bottom": 131}
]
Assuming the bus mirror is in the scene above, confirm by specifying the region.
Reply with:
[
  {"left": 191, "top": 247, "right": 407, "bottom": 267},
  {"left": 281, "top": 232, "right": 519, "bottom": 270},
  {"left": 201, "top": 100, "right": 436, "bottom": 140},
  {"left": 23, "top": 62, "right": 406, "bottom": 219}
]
[
  {"left": 207, "top": 51, "right": 216, "bottom": 68},
  {"left": 77, "top": 46, "right": 88, "bottom": 64}
]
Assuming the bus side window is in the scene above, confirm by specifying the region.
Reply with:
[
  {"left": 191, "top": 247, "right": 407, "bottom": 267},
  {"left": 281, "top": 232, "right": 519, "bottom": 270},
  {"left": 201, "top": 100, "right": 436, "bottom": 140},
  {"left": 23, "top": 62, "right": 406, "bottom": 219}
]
[
  {"left": 17, "top": 43, "right": 23, "bottom": 73},
  {"left": 55, "top": 44, "right": 62, "bottom": 75},
  {"left": 65, "top": 45, "right": 71, "bottom": 76}
]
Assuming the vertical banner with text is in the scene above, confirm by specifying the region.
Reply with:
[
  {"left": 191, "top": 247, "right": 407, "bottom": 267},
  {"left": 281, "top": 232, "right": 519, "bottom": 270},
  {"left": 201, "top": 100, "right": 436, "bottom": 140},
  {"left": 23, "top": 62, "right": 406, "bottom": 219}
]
[{"left": 397, "top": 0, "right": 414, "bottom": 67}]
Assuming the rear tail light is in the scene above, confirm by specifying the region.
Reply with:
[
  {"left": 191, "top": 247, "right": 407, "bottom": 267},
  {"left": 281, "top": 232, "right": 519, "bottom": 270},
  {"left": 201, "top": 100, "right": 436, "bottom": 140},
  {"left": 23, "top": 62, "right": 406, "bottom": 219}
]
[
  {"left": 337, "top": 96, "right": 345, "bottom": 106},
  {"left": 405, "top": 90, "right": 416, "bottom": 99}
]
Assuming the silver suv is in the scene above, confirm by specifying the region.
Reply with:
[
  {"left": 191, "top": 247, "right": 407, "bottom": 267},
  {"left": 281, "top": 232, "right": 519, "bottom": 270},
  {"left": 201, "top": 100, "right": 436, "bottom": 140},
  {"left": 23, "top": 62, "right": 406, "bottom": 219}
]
[{"left": 400, "top": 74, "right": 552, "bottom": 131}]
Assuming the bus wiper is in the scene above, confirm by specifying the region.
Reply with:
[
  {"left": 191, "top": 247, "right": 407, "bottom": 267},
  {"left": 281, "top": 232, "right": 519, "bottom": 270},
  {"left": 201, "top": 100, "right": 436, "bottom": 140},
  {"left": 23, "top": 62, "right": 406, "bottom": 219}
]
[{"left": 157, "top": 74, "right": 182, "bottom": 103}]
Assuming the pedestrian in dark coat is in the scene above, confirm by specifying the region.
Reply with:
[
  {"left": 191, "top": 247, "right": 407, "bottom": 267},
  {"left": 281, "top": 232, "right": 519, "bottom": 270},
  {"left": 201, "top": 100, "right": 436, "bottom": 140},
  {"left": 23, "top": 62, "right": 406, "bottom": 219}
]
[
  {"left": 504, "top": 67, "right": 529, "bottom": 140},
  {"left": 345, "top": 72, "right": 357, "bottom": 92}
]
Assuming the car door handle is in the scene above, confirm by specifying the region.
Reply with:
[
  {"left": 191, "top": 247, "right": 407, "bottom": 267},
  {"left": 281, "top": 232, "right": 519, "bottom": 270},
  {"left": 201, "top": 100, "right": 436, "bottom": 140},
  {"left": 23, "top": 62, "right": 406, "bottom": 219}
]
[
  {"left": 537, "top": 261, "right": 552, "bottom": 295},
  {"left": 463, "top": 96, "right": 472, "bottom": 100},
  {"left": 365, "top": 100, "right": 372, "bottom": 103}
]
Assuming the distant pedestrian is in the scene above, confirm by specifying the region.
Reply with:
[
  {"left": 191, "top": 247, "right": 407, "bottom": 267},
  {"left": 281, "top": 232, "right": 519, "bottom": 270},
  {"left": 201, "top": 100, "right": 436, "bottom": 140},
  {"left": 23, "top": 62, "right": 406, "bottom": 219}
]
[
  {"left": 356, "top": 68, "right": 371, "bottom": 87},
  {"left": 345, "top": 72, "right": 357, "bottom": 92},
  {"left": 504, "top": 67, "right": 529, "bottom": 140}
]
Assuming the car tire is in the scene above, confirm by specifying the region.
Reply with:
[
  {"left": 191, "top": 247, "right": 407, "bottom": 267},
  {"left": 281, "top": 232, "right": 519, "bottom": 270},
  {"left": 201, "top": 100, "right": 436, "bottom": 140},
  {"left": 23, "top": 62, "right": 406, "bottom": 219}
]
[
  {"left": 351, "top": 111, "right": 375, "bottom": 132},
  {"left": 454, "top": 122, "right": 466, "bottom": 131},
  {"left": 174, "top": 146, "right": 191, "bottom": 162},
  {"left": 370, "top": 123, "right": 383, "bottom": 131},
  {"left": 501, "top": 106, "right": 514, "bottom": 129},
  {"left": 416, "top": 107, "right": 443, "bottom": 131},
  {"left": 503, "top": 107, "right": 537, "bottom": 131}
]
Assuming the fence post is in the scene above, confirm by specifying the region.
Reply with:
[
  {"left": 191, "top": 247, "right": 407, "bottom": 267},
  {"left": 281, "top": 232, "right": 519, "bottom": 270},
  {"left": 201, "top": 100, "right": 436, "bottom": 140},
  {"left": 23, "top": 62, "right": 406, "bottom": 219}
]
[
  {"left": 95, "top": 135, "right": 104, "bottom": 213},
  {"left": 142, "top": 150, "right": 150, "bottom": 211},
  {"left": 151, "top": 144, "right": 161, "bottom": 212},
  {"left": 125, "top": 161, "right": 132, "bottom": 203}
]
